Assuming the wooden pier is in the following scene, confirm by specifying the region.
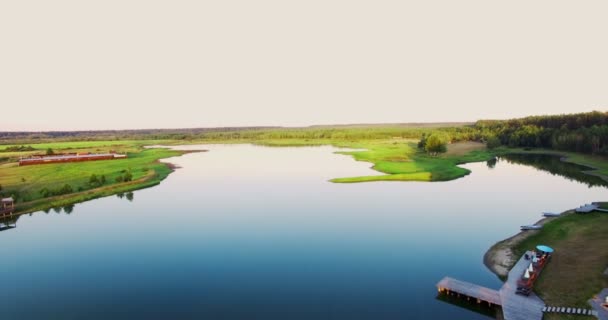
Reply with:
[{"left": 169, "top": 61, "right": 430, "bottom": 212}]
[
  {"left": 576, "top": 203, "right": 608, "bottom": 213},
  {"left": 437, "top": 251, "right": 545, "bottom": 320},
  {"left": 437, "top": 277, "right": 501, "bottom": 306}
]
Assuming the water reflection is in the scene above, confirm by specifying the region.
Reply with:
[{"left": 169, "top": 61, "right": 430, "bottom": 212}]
[
  {"left": 499, "top": 153, "right": 608, "bottom": 187},
  {"left": 486, "top": 157, "right": 497, "bottom": 169},
  {"left": 436, "top": 292, "right": 499, "bottom": 318},
  {"left": 0, "top": 216, "right": 17, "bottom": 231},
  {"left": 116, "top": 191, "right": 135, "bottom": 202},
  {"left": 0, "top": 145, "right": 606, "bottom": 320}
]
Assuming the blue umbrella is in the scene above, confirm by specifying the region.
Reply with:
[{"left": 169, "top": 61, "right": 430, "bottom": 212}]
[{"left": 536, "top": 245, "right": 554, "bottom": 253}]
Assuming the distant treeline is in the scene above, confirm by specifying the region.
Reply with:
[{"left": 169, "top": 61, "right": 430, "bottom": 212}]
[
  {"left": 2, "top": 111, "right": 608, "bottom": 155},
  {"left": 476, "top": 111, "right": 608, "bottom": 155},
  {"left": 0, "top": 124, "right": 478, "bottom": 144},
  {"left": 0, "top": 127, "right": 280, "bottom": 144}
]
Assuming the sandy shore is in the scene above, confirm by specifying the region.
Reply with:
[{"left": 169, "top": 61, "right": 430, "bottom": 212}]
[{"left": 483, "top": 211, "right": 572, "bottom": 277}]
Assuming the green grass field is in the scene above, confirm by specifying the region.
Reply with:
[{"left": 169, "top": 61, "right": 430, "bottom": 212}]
[
  {"left": 178, "top": 138, "right": 496, "bottom": 183},
  {"left": 329, "top": 140, "right": 494, "bottom": 183},
  {"left": 511, "top": 211, "right": 608, "bottom": 319},
  {"left": 0, "top": 141, "right": 185, "bottom": 215}
]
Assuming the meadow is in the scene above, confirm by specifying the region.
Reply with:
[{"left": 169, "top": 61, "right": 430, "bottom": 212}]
[
  {"left": 0, "top": 140, "right": 185, "bottom": 214},
  {"left": 511, "top": 211, "right": 608, "bottom": 319}
]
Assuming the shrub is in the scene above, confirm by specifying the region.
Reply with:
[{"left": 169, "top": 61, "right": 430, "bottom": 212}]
[
  {"left": 424, "top": 134, "right": 448, "bottom": 155},
  {"left": 89, "top": 174, "right": 100, "bottom": 186},
  {"left": 486, "top": 136, "right": 501, "bottom": 149}
]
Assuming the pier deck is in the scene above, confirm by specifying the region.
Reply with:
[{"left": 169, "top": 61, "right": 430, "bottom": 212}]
[
  {"left": 499, "top": 251, "right": 545, "bottom": 320},
  {"left": 437, "top": 277, "right": 501, "bottom": 305},
  {"left": 437, "top": 251, "right": 545, "bottom": 320},
  {"left": 576, "top": 203, "right": 608, "bottom": 213}
]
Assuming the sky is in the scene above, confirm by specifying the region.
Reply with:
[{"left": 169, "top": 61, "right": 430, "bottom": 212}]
[{"left": 1, "top": 1, "right": 607, "bottom": 131}]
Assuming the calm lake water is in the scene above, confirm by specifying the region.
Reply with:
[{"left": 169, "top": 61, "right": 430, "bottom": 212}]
[{"left": 1, "top": 145, "right": 606, "bottom": 319}]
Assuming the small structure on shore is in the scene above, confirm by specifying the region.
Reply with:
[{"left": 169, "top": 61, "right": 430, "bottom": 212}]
[
  {"left": 19, "top": 152, "right": 127, "bottom": 166},
  {"left": 516, "top": 246, "right": 553, "bottom": 296},
  {"left": 576, "top": 203, "right": 598, "bottom": 213},
  {"left": 576, "top": 202, "right": 608, "bottom": 214},
  {"left": 1, "top": 197, "right": 14, "bottom": 211}
]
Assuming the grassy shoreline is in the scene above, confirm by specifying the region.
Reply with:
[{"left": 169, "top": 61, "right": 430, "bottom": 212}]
[
  {"left": 0, "top": 141, "right": 202, "bottom": 217},
  {"left": 485, "top": 209, "right": 608, "bottom": 319},
  {"left": 4, "top": 139, "right": 608, "bottom": 218},
  {"left": 484, "top": 206, "right": 608, "bottom": 318}
]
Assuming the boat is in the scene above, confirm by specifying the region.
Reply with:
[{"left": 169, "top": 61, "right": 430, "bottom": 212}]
[
  {"left": 520, "top": 225, "right": 542, "bottom": 230},
  {"left": 542, "top": 212, "right": 560, "bottom": 217}
]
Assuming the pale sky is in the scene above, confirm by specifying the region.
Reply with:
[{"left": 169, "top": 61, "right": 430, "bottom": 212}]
[{"left": 1, "top": 1, "right": 607, "bottom": 131}]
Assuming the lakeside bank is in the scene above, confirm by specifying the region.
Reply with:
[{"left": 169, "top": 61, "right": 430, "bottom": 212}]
[
  {"left": 0, "top": 143, "right": 203, "bottom": 217},
  {"left": 483, "top": 204, "right": 608, "bottom": 312}
]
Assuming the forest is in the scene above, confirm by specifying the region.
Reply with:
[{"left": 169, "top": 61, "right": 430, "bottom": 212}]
[{"left": 476, "top": 111, "right": 608, "bottom": 155}]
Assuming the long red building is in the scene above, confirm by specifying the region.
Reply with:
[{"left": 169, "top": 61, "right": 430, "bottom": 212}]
[{"left": 19, "top": 153, "right": 127, "bottom": 166}]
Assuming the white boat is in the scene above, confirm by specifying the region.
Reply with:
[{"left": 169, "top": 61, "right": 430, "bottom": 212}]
[
  {"left": 542, "top": 212, "right": 561, "bottom": 217},
  {"left": 521, "top": 225, "right": 542, "bottom": 230}
]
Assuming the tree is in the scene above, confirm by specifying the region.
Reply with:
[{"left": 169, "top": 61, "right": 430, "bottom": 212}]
[
  {"left": 46, "top": 148, "right": 55, "bottom": 155},
  {"left": 417, "top": 133, "right": 427, "bottom": 149},
  {"left": 57, "top": 184, "right": 73, "bottom": 195},
  {"left": 424, "top": 134, "right": 448, "bottom": 155},
  {"left": 486, "top": 136, "right": 501, "bottom": 149},
  {"left": 100, "top": 175, "right": 106, "bottom": 184},
  {"left": 89, "top": 174, "right": 100, "bottom": 186},
  {"left": 40, "top": 188, "right": 50, "bottom": 198}
]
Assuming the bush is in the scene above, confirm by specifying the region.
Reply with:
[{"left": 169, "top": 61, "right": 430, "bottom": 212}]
[
  {"left": 40, "top": 184, "right": 74, "bottom": 197},
  {"left": 486, "top": 136, "right": 501, "bottom": 149},
  {"left": 89, "top": 174, "right": 100, "bottom": 186},
  {"left": 57, "top": 184, "right": 73, "bottom": 195},
  {"left": 40, "top": 188, "right": 50, "bottom": 198},
  {"left": 424, "top": 134, "right": 448, "bottom": 155},
  {"left": 417, "top": 133, "right": 427, "bottom": 149}
]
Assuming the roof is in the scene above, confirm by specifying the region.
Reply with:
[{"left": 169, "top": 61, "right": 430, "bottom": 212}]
[
  {"left": 536, "top": 245, "right": 554, "bottom": 253},
  {"left": 2, "top": 197, "right": 14, "bottom": 203}
]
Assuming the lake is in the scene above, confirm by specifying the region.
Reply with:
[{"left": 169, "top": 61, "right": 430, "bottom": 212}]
[{"left": 1, "top": 145, "right": 606, "bottom": 319}]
